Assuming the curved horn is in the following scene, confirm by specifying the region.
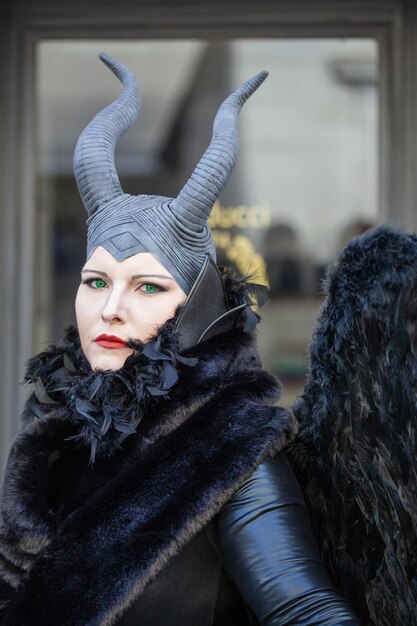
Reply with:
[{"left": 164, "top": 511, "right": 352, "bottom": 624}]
[
  {"left": 73, "top": 53, "right": 141, "bottom": 217},
  {"left": 171, "top": 71, "right": 268, "bottom": 230}
]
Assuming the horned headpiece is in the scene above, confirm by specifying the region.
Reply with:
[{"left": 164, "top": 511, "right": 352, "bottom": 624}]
[{"left": 73, "top": 53, "right": 268, "bottom": 295}]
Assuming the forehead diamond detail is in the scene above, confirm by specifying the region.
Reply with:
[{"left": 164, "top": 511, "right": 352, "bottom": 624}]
[{"left": 111, "top": 232, "right": 140, "bottom": 252}]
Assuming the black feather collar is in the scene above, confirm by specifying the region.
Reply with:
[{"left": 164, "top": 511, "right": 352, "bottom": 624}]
[{"left": 22, "top": 321, "right": 198, "bottom": 464}]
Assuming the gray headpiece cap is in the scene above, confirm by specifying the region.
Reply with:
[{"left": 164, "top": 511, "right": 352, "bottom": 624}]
[{"left": 74, "top": 53, "right": 268, "bottom": 294}]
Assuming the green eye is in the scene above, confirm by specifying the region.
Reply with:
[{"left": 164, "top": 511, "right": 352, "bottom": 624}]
[
  {"left": 145, "top": 284, "right": 157, "bottom": 293},
  {"left": 94, "top": 279, "right": 107, "bottom": 289}
]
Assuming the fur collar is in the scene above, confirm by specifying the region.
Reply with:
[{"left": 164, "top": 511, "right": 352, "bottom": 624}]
[{"left": 0, "top": 323, "right": 296, "bottom": 626}]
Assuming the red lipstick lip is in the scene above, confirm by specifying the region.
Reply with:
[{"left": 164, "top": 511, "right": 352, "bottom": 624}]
[{"left": 94, "top": 334, "right": 127, "bottom": 348}]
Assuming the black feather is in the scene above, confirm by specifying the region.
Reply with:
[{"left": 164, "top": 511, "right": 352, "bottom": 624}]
[
  {"left": 22, "top": 318, "right": 192, "bottom": 464},
  {"left": 289, "top": 224, "right": 417, "bottom": 625}
]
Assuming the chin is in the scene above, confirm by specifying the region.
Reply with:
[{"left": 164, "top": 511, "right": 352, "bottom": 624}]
[{"left": 89, "top": 350, "right": 133, "bottom": 372}]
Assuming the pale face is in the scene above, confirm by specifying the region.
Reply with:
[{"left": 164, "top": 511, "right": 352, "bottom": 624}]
[{"left": 75, "top": 247, "right": 187, "bottom": 371}]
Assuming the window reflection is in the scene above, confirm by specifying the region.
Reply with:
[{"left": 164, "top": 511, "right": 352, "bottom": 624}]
[{"left": 36, "top": 38, "right": 378, "bottom": 406}]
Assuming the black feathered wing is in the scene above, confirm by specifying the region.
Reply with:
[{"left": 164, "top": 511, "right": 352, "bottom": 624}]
[{"left": 288, "top": 224, "right": 417, "bottom": 626}]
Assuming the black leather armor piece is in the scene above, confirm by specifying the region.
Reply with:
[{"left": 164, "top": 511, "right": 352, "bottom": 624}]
[
  {"left": 174, "top": 254, "right": 260, "bottom": 352},
  {"left": 174, "top": 255, "right": 230, "bottom": 352},
  {"left": 217, "top": 454, "right": 360, "bottom": 625}
]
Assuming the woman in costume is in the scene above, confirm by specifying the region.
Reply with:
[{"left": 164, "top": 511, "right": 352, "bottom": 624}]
[{"left": 0, "top": 54, "right": 359, "bottom": 625}]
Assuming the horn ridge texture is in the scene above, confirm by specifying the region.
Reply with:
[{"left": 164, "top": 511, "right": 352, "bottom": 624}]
[
  {"left": 172, "top": 71, "right": 268, "bottom": 228},
  {"left": 73, "top": 53, "right": 142, "bottom": 217}
]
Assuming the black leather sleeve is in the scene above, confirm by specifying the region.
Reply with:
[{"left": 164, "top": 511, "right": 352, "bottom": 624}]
[{"left": 216, "top": 454, "right": 359, "bottom": 625}]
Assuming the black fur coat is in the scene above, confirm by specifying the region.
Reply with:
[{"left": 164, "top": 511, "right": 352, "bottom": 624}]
[{"left": 0, "top": 315, "right": 295, "bottom": 625}]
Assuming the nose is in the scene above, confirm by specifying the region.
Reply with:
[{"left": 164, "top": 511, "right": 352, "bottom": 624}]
[{"left": 101, "top": 287, "right": 128, "bottom": 324}]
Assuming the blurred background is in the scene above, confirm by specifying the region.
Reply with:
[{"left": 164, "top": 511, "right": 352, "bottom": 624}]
[{"left": 2, "top": 0, "right": 417, "bottom": 474}]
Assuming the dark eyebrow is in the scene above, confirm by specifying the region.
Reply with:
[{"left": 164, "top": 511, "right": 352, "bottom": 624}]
[
  {"left": 131, "top": 274, "right": 174, "bottom": 281},
  {"left": 81, "top": 269, "right": 108, "bottom": 277},
  {"left": 81, "top": 269, "right": 173, "bottom": 281}
]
